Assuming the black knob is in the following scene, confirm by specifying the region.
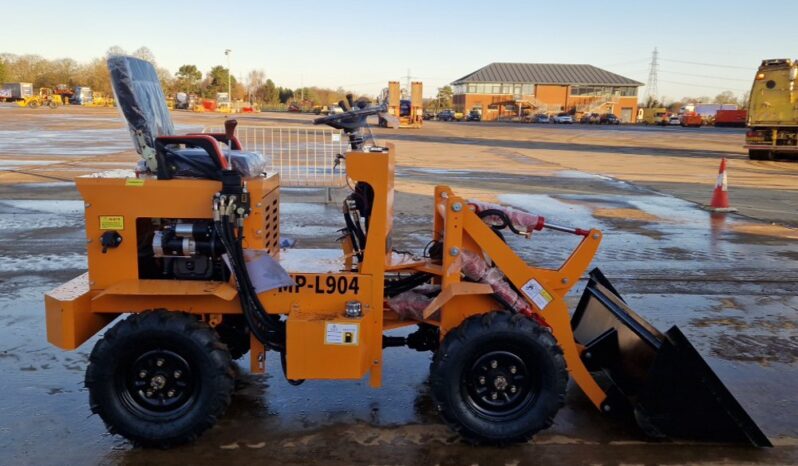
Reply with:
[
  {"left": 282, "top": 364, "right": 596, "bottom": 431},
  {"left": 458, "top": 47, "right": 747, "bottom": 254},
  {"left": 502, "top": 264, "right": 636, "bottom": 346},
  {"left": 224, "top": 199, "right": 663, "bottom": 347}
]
[{"left": 100, "top": 231, "right": 123, "bottom": 253}]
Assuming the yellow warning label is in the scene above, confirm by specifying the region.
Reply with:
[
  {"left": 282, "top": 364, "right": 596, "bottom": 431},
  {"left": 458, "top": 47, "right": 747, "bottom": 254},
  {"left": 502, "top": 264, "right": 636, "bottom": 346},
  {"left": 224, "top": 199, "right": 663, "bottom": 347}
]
[
  {"left": 99, "top": 216, "right": 124, "bottom": 230},
  {"left": 125, "top": 178, "right": 145, "bottom": 187}
]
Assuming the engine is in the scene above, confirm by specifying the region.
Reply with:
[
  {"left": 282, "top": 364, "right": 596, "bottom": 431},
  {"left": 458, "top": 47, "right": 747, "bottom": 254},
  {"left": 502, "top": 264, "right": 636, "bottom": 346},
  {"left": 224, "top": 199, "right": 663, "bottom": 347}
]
[{"left": 138, "top": 219, "right": 227, "bottom": 281}]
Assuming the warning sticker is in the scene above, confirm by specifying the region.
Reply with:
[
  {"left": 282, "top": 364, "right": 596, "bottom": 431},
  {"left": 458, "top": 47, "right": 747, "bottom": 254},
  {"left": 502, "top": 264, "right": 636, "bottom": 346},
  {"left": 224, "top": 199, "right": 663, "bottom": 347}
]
[
  {"left": 521, "top": 278, "right": 553, "bottom": 310},
  {"left": 99, "top": 215, "right": 124, "bottom": 230},
  {"left": 125, "top": 178, "right": 145, "bottom": 187},
  {"left": 325, "top": 322, "right": 359, "bottom": 345}
]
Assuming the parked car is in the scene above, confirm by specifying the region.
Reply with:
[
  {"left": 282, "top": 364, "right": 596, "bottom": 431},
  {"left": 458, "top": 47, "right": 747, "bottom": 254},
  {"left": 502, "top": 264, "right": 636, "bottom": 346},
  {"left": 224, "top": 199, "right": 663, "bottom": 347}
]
[
  {"left": 599, "top": 113, "right": 620, "bottom": 125},
  {"left": 580, "top": 113, "right": 600, "bottom": 124},
  {"left": 667, "top": 115, "right": 681, "bottom": 126},
  {"left": 328, "top": 105, "right": 344, "bottom": 115},
  {"left": 552, "top": 113, "right": 574, "bottom": 124},
  {"left": 466, "top": 110, "right": 482, "bottom": 121},
  {"left": 422, "top": 111, "right": 435, "bottom": 120},
  {"left": 532, "top": 114, "right": 550, "bottom": 124},
  {"left": 437, "top": 109, "right": 456, "bottom": 122}
]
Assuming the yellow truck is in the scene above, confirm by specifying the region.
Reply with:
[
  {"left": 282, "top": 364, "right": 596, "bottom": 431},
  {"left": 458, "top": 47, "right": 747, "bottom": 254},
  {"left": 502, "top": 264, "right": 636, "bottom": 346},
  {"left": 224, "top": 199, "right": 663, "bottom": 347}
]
[
  {"left": 745, "top": 59, "right": 798, "bottom": 160},
  {"left": 637, "top": 107, "right": 667, "bottom": 125}
]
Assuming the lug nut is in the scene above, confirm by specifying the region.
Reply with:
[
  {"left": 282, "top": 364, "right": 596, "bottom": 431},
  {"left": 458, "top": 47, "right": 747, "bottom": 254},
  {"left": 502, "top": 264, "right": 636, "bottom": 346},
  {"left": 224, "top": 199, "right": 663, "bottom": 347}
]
[
  {"left": 167, "top": 390, "right": 175, "bottom": 398},
  {"left": 145, "top": 390, "right": 153, "bottom": 397},
  {"left": 478, "top": 376, "right": 486, "bottom": 385},
  {"left": 510, "top": 365, "right": 517, "bottom": 374},
  {"left": 156, "top": 358, "right": 165, "bottom": 367},
  {"left": 510, "top": 385, "right": 517, "bottom": 394},
  {"left": 490, "top": 360, "right": 498, "bottom": 369},
  {"left": 491, "top": 392, "right": 498, "bottom": 400},
  {"left": 138, "top": 370, "right": 147, "bottom": 378},
  {"left": 173, "top": 370, "right": 182, "bottom": 379}
]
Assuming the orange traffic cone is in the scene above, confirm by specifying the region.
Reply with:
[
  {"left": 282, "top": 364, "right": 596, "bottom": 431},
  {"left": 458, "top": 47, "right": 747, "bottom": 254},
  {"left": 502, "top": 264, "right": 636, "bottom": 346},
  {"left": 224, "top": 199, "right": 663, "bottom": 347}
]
[{"left": 705, "top": 158, "right": 737, "bottom": 212}]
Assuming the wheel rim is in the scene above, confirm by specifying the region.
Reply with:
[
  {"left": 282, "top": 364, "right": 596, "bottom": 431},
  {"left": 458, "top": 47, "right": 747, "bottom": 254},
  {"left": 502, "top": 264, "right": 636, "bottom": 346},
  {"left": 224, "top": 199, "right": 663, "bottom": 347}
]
[
  {"left": 118, "top": 349, "right": 196, "bottom": 417},
  {"left": 463, "top": 349, "right": 539, "bottom": 419}
]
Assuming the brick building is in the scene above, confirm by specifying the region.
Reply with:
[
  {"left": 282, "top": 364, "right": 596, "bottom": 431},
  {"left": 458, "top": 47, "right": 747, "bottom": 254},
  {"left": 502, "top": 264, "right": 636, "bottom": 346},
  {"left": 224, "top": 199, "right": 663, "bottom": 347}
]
[{"left": 451, "top": 63, "right": 642, "bottom": 122}]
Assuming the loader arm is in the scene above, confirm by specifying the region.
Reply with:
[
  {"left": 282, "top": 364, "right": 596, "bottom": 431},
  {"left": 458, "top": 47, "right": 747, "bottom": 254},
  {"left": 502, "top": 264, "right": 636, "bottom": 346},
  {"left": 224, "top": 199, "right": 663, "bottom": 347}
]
[{"left": 434, "top": 187, "right": 609, "bottom": 410}]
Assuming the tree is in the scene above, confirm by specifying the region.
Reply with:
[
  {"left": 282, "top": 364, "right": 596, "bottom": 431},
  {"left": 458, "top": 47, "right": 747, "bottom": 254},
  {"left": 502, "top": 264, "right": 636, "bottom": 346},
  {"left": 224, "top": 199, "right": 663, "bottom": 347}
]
[
  {"left": 132, "top": 47, "right": 156, "bottom": 63},
  {"left": 0, "top": 58, "right": 6, "bottom": 83},
  {"left": 105, "top": 45, "right": 126, "bottom": 58},
  {"left": 175, "top": 65, "right": 202, "bottom": 93},
  {"left": 737, "top": 91, "right": 750, "bottom": 108},
  {"left": 246, "top": 70, "right": 265, "bottom": 102},
  {"left": 255, "top": 79, "right": 279, "bottom": 104},
  {"left": 278, "top": 87, "right": 294, "bottom": 104},
  {"left": 436, "top": 85, "right": 454, "bottom": 111},
  {"left": 642, "top": 95, "right": 665, "bottom": 108},
  {"left": 203, "top": 65, "right": 236, "bottom": 98},
  {"left": 713, "top": 91, "right": 737, "bottom": 105}
]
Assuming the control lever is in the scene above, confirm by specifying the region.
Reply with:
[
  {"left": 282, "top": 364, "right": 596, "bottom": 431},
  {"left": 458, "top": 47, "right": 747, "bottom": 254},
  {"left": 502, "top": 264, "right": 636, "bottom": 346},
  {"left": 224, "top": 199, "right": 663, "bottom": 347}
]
[
  {"left": 333, "top": 153, "right": 346, "bottom": 169},
  {"left": 339, "top": 98, "right": 351, "bottom": 112},
  {"left": 224, "top": 119, "right": 238, "bottom": 144},
  {"left": 346, "top": 93, "right": 355, "bottom": 109}
]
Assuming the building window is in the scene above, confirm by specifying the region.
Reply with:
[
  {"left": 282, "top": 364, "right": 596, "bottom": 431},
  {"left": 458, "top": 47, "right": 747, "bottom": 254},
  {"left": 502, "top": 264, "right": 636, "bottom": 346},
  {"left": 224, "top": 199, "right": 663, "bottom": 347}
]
[
  {"left": 570, "top": 85, "right": 638, "bottom": 97},
  {"left": 467, "top": 84, "right": 477, "bottom": 93}
]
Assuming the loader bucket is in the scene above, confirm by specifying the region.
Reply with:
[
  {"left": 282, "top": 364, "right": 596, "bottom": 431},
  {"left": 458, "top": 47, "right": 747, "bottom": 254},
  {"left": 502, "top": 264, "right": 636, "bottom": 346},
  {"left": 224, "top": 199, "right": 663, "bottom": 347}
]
[{"left": 571, "top": 268, "right": 771, "bottom": 447}]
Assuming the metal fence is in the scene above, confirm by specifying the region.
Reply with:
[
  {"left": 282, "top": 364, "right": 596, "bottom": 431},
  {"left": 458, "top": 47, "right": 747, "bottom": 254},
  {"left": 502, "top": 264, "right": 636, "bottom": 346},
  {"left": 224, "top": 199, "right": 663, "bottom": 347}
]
[{"left": 206, "top": 126, "right": 348, "bottom": 188}]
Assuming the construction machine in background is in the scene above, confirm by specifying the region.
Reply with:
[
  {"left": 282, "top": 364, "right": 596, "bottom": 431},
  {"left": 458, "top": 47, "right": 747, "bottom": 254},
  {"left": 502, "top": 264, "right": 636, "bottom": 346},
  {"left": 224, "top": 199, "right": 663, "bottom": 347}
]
[
  {"left": 44, "top": 57, "right": 770, "bottom": 448},
  {"left": 379, "top": 80, "right": 423, "bottom": 128},
  {"left": 0, "top": 82, "right": 34, "bottom": 103},
  {"left": 637, "top": 107, "right": 667, "bottom": 125},
  {"left": 745, "top": 58, "right": 798, "bottom": 160},
  {"left": 71, "top": 86, "right": 93, "bottom": 105},
  {"left": 12, "top": 87, "right": 64, "bottom": 108}
]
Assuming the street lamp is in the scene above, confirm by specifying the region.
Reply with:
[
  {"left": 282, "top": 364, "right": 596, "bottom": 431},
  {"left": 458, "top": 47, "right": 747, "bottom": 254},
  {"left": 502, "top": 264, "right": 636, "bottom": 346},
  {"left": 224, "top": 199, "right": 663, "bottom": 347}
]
[{"left": 224, "top": 49, "right": 231, "bottom": 110}]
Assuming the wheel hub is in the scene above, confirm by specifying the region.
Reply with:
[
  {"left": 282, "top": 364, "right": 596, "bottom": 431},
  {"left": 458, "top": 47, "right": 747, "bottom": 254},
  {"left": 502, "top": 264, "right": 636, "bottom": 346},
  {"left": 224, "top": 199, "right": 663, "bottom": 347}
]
[
  {"left": 464, "top": 350, "right": 537, "bottom": 418},
  {"left": 122, "top": 349, "right": 195, "bottom": 414}
]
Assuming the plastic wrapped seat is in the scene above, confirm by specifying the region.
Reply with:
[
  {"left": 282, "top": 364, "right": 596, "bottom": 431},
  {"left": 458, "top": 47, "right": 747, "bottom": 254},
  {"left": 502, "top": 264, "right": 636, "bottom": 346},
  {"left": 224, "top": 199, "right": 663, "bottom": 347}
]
[{"left": 108, "top": 55, "right": 266, "bottom": 179}]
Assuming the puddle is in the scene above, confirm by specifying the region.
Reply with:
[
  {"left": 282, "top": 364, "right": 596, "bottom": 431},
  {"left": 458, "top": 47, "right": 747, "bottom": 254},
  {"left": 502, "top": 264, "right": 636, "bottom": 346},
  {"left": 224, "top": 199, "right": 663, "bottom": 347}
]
[
  {"left": 0, "top": 253, "right": 86, "bottom": 272},
  {"left": 0, "top": 129, "right": 132, "bottom": 156}
]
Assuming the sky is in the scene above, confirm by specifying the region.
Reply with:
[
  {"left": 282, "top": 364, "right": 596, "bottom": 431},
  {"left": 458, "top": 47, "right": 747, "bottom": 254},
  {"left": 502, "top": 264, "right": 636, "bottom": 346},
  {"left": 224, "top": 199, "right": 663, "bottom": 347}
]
[{"left": 1, "top": 0, "right": 796, "bottom": 101}]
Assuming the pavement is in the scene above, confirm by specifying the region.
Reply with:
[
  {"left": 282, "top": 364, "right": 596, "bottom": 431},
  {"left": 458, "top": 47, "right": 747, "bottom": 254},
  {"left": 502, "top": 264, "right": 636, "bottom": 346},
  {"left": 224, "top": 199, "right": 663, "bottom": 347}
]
[{"left": 0, "top": 105, "right": 796, "bottom": 465}]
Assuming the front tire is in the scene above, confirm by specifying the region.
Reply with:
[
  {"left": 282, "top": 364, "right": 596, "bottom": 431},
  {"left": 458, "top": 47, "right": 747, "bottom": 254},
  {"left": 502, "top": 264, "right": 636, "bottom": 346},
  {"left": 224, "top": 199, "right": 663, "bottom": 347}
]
[
  {"left": 86, "top": 310, "right": 234, "bottom": 447},
  {"left": 430, "top": 311, "right": 568, "bottom": 444}
]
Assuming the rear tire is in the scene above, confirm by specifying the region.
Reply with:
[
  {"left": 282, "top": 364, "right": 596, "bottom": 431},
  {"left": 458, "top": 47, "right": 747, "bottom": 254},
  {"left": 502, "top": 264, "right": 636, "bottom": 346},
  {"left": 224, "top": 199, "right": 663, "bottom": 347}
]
[
  {"left": 86, "top": 310, "right": 234, "bottom": 447},
  {"left": 748, "top": 149, "right": 772, "bottom": 160},
  {"left": 430, "top": 311, "right": 568, "bottom": 444}
]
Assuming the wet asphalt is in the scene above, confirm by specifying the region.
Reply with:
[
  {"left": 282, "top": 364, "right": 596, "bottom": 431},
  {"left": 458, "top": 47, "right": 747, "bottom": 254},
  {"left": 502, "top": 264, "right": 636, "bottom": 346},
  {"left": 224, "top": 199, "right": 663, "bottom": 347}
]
[{"left": 0, "top": 109, "right": 797, "bottom": 465}]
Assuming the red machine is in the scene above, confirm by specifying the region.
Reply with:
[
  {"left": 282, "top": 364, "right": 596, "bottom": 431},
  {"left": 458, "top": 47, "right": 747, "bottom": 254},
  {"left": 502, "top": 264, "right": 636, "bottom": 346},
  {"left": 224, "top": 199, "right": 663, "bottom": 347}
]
[
  {"left": 715, "top": 110, "right": 747, "bottom": 127},
  {"left": 680, "top": 113, "right": 703, "bottom": 127}
]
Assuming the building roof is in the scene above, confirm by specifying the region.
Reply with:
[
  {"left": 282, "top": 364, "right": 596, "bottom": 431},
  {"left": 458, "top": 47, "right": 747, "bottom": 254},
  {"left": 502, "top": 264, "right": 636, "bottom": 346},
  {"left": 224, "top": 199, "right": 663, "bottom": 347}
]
[{"left": 452, "top": 63, "right": 643, "bottom": 87}]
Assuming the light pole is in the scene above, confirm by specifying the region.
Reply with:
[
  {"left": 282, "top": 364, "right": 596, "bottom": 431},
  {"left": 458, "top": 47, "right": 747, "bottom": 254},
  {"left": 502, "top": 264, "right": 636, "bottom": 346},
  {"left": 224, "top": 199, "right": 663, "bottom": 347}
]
[{"left": 224, "top": 49, "right": 231, "bottom": 109}]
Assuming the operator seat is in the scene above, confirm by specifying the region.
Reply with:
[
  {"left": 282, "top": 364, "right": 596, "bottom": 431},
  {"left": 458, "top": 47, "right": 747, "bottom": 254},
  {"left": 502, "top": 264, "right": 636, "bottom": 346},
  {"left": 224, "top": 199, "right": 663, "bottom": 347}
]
[{"left": 108, "top": 55, "right": 265, "bottom": 180}]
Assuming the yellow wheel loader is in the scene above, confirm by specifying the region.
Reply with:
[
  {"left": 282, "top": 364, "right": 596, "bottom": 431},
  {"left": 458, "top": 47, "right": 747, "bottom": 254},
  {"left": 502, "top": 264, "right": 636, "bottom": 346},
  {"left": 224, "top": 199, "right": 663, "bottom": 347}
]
[{"left": 45, "top": 57, "right": 770, "bottom": 448}]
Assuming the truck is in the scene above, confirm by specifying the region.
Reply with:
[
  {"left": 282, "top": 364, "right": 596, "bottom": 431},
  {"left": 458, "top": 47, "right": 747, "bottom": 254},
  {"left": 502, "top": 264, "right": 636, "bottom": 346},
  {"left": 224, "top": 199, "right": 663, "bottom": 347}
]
[
  {"left": 637, "top": 107, "right": 667, "bottom": 125},
  {"left": 72, "top": 86, "right": 93, "bottom": 105},
  {"left": 745, "top": 59, "right": 798, "bottom": 160},
  {"left": 0, "top": 82, "right": 34, "bottom": 102},
  {"left": 714, "top": 109, "right": 747, "bottom": 127}
]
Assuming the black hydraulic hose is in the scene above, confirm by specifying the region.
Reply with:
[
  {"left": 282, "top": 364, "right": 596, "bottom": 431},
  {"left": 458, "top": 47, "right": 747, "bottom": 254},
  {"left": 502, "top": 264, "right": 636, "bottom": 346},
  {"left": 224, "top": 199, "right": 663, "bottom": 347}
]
[
  {"left": 343, "top": 211, "right": 364, "bottom": 262},
  {"left": 215, "top": 215, "right": 285, "bottom": 350},
  {"left": 477, "top": 209, "right": 523, "bottom": 236},
  {"left": 228, "top": 221, "right": 284, "bottom": 346}
]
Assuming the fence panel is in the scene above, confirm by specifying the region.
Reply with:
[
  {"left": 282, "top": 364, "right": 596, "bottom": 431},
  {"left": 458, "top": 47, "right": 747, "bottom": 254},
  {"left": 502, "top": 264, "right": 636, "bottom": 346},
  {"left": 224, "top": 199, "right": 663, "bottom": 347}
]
[{"left": 206, "top": 126, "right": 348, "bottom": 187}]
